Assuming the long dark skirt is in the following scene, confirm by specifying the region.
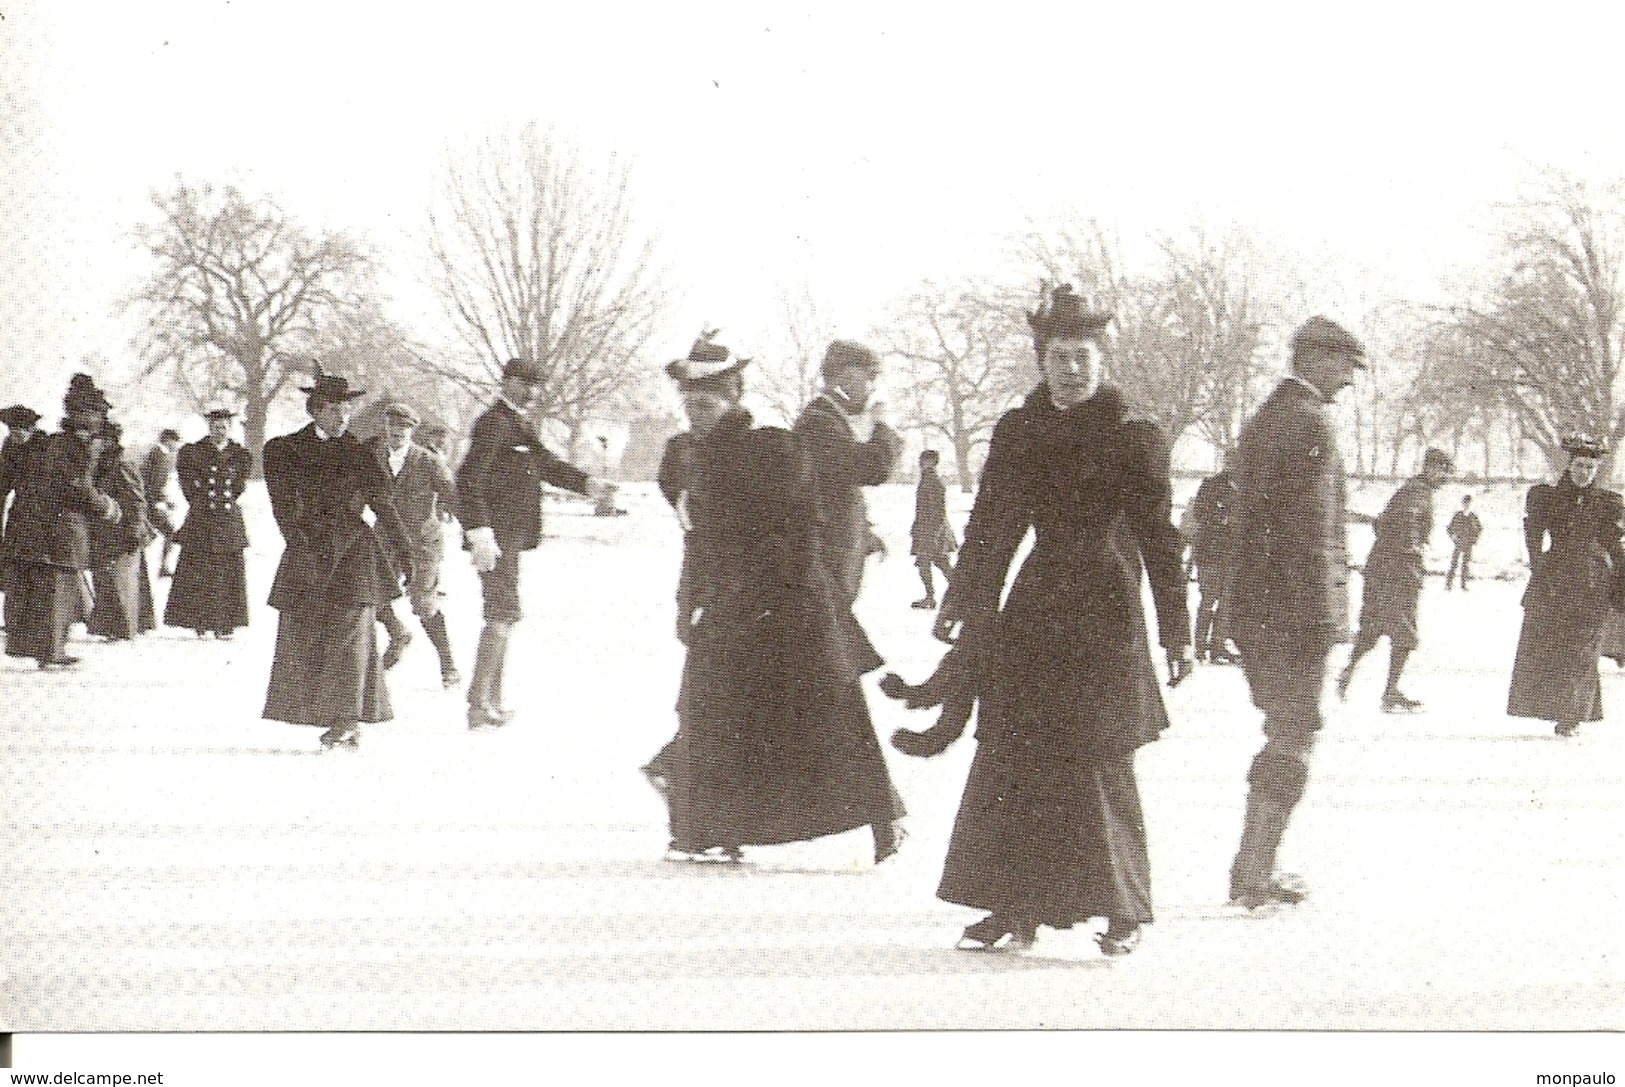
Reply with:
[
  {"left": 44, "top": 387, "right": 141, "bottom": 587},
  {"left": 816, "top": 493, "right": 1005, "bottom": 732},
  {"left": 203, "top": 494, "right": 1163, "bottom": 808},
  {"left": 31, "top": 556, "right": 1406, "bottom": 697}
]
[
  {"left": 4, "top": 563, "right": 90, "bottom": 664},
  {"left": 164, "top": 547, "right": 249, "bottom": 633},
  {"left": 263, "top": 602, "right": 392, "bottom": 727},
  {"left": 937, "top": 743, "right": 1153, "bottom": 927},
  {"left": 670, "top": 665, "right": 902, "bottom": 850},
  {"left": 88, "top": 552, "right": 156, "bottom": 640},
  {"left": 1508, "top": 603, "right": 1604, "bottom": 724}
]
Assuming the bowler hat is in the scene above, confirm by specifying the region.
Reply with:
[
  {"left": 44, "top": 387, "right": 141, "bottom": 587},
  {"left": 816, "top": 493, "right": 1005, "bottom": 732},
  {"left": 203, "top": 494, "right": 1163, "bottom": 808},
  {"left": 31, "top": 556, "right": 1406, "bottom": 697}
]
[
  {"left": 0, "top": 404, "right": 42, "bottom": 429},
  {"left": 1422, "top": 447, "right": 1454, "bottom": 473},
  {"left": 666, "top": 329, "right": 750, "bottom": 389},
  {"left": 300, "top": 369, "right": 366, "bottom": 403},
  {"left": 1291, "top": 317, "right": 1367, "bottom": 366},
  {"left": 502, "top": 357, "right": 544, "bottom": 384},
  {"left": 1562, "top": 432, "right": 1608, "bottom": 459}
]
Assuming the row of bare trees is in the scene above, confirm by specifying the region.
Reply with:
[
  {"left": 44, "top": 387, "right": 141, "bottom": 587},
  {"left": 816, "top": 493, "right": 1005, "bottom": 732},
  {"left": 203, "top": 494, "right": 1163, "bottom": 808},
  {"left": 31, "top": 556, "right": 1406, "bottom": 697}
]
[{"left": 124, "top": 144, "right": 1625, "bottom": 485}]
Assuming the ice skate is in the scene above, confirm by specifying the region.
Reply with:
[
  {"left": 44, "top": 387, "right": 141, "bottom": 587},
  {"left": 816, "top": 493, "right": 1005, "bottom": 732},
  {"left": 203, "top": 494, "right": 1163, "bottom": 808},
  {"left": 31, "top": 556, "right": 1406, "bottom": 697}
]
[
  {"left": 1229, "top": 872, "right": 1307, "bottom": 911},
  {"left": 318, "top": 724, "right": 360, "bottom": 750},
  {"left": 956, "top": 914, "right": 1036, "bottom": 952},
  {"left": 1095, "top": 920, "right": 1142, "bottom": 957},
  {"left": 663, "top": 842, "right": 743, "bottom": 864},
  {"left": 1554, "top": 721, "right": 1579, "bottom": 738},
  {"left": 910, "top": 597, "right": 937, "bottom": 610},
  {"left": 1381, "top": 689, "right": 1423, "bottom": 713},
  {"left": 1335, "top": 664, "right": 1355, "bottom": 700},
  {"left": 381, "top": 629, "right": 412, "bottom": 670}
]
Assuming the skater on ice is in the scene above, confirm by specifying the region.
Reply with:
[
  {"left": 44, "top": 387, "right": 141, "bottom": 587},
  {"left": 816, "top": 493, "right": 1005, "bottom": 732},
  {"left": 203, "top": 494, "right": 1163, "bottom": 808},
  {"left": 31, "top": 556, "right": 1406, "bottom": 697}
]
[
  {"left": 1184, "top": 466, "right": 1240, "bottom": 664},
  {"left": 1444, "top": 493, "right": 1482, "bottom": 592},
  {"left": 908, "top": 449, "right": 955, "bottom": 611},
  {"left": 261, "top": 371, "right": 416, "bottom": 750},
  {"left": 367, "top": 401, "right": 462, "bottom": 688},
  {"left": 0, "top": 403, "right": 45, "bottom": 636},
  {"left": 657, "top": 332, "right": 906, "bottom": 864},
  {"left": 141, "top": 427, "right": 182, "bottom": 578},
  {"left": 925, "top": 284, "right": 1192, "bottom": 954},
  {"left": 163, "top": 406, "right": 251, "bottom": 640},
  {"left": 1335, "top": 446, "right": 1454, "bottom": 712},
  {"left": 2, "top": 375, "right": 124, "bottom": 671},
  {"left": 1506, "top": 433, "right": 1625, "bottom": 739},
  {"left": 1224, "top": 316, "right": 1364, "bottom": 911},
  {"left": 85, "top": 419, "right": 158, "bottom": 642},
  {"left": 455, "top": 356, "right": 603, "bottom": 730}
]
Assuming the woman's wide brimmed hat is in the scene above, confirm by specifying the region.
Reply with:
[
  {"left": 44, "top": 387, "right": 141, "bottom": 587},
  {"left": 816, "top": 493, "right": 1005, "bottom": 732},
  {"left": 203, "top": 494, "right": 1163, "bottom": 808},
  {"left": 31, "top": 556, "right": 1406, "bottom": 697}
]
[
  {"left": 1027, "top": 283, "right": 1112, "bottom": 355},
  {"left": 0, "top": 404, "right": 42, "bottom": 429},
  {"left": 63, "top": 373, "right": 112, "bottom": 415},
  {"left": 666, "top": 329, "right": 749, "bottom": 390},
  {"left": 1562, "top": 432, "right": 1608, "bottom": 458}
]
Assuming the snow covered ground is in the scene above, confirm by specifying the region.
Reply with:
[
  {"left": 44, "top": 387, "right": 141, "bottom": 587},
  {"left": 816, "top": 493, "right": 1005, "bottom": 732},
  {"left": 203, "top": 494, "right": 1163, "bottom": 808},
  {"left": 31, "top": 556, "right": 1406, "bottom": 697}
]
[{"left": 2, "top": 477, "right": 1622, "bottom": 1037}]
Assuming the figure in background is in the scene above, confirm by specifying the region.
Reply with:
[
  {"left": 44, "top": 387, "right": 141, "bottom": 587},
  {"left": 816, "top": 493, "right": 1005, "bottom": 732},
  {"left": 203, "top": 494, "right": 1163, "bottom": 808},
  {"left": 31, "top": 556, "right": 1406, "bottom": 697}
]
[
  {"left": 367, "top": 402, "right": 462, "bottom": 688},
  {"left": 262, "top": 373, "right": 415, "bottom": 750},
  {"left": 0, "top": 404, "right": 45, "bottom": 635},
  {"left": 1444, "top": 494, "right": 1482, "bottom": 592},
  {"left": 1185, "top": 467, "right": 1240, "bottom": 663},
  {"left": 1507, "top": 434, "right": 1625, "bottom": 738},
  {"left": 164, "top": 408, "right": 251, "bottom": 639},
  {"left": 929, "top": 285, "right": 1192, "bottom": 955},
  {"left": 1336, "top": 447, "right": 1454, "bottom": 712},
  {"left": 142, "top": 428, "right": 182, "bottom": 578},
  {"left": 1224, "top": 317, "right": 1364, "bottom": 911},
  {"left": 3, "top": 376, "right": 123, "bottom": 670},
  {"left": 909, "top": 449, "right": 956, "bottom": 610},
  {"left": 87, "top": 420, "right": 158, "bottom": 641}
]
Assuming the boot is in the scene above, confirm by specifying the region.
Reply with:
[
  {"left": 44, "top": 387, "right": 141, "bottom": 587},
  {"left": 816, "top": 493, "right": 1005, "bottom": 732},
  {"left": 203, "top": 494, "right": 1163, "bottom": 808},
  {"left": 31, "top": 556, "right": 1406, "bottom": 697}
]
[
  {"left": 466, "top": 620, "right": 513, "bottom": 728},
  {"left": 422, "top": 611, "right": 459, "bottom": 688},
  {"left": 1229, "top": 792, "right": 1305, "bottom": 909},
  {"left": 379, "top": 605, "right": 412, "bottom": 670}
]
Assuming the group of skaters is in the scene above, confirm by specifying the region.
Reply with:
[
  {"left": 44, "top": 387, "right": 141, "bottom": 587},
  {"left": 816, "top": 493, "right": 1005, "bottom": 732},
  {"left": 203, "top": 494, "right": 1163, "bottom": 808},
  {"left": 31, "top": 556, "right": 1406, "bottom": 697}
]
[{"left": 3, "top": 284, "right": 1624, "bottom": 957}]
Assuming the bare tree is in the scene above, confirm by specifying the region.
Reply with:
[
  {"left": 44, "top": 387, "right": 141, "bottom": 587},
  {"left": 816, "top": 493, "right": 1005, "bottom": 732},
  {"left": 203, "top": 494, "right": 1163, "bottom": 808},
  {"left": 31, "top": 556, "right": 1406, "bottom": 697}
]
[
  {"left": 426, "top": 124, "right": 671, "bottom": 458},
  {"left": 881, "top": 280, "right": 1032, "bottom": 492},
  {"left": 748, "top": 282, "right": 833, "bottom": 426},
  {"left": 129, "top": 179, "right": 374, "bottom": 475},
  {"left": 1425, "top": 169, "right": 1625, "bottom": 473}
]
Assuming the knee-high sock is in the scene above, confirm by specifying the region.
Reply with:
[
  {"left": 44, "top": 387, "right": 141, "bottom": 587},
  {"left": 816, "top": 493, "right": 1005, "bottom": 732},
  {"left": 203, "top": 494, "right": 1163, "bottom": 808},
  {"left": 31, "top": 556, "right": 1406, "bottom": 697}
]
[
  {"left": 378, "top": 603, "right": 408, "bottom": 642},
  {"left": 421, "top": 610, "right": 455, "bottom": 672},
  {"left": 1384, "top": 646, "right": 1412, "bottom": 694}
]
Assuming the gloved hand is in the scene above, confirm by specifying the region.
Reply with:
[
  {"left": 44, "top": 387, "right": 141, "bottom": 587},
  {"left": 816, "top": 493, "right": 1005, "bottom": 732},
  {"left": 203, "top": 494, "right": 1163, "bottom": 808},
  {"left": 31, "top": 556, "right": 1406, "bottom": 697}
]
[
  {"left": 96, "top": 494, "right": 123, "bottom": 523},
  {"left": 1166, "top": 646, "right": 1195, "bottom": 688},
  {"left": 466, "top": 526, "right": 501, "bottom": 573}
]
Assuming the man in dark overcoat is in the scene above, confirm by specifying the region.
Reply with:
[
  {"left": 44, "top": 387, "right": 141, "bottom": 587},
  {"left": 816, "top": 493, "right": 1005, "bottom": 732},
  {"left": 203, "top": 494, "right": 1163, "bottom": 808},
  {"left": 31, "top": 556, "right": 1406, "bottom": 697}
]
[
  {"left": 3, "top": 376, "right": 123, "bottom": 670},
  {"left": 909, "top": 449, "right": 955, "bottom": 610},
  {"left": 1223, "top": 316, "right": 1365, "bottom": 910},
  {"left": 1445, "top": 494, "right": 1482, "bottom": 591},
  {"left": 368, "top": 401, "right": 461, "bottom": 687},
  {"left": 164, "top": 407, "right": 251, "bottom": 638},
  {"left": 1185, "top": 467, "right": 1240, "bottom": 663},
  {"left": 1336, "top": 447, "right": 1453, "bottom": 711},
  {"left": 455, "top": 357, "right": 601, "bottom": 729},
  {"left": 0, "top": 403, "right": 45, "bottom": 635},
  {"left": 141, "top": 428, "right": 182, "bottom": 578},
  {"left": 86, "top": 420, "right": 158, "bottom": 640},
  {"left": 262, "top": 372, "right": 415, "bottom": 750}
]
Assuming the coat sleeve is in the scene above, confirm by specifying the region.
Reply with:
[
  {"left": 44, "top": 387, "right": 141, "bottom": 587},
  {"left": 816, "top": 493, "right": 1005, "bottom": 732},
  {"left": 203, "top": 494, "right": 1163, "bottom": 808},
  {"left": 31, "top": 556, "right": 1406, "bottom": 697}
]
[
  {"left": 939, "top": 411, "right": 1031, "bottom": 626},
  {"left": 454, "top": 415, "right": 499, "bottom": 532},
  {"left": 1523, "top": 486, "right": 1549, "bottom": 564},
  {"left": 228, "top": 446, "right": 250, "bottom": 499},
  {"left": 797, "top": 409, "right": 897, "bottom": 488},
  {"left": 174, "top": 446, "right": 201, "bottom": 504},
  {"left": 1120, "top": 419, "right": 1191, "bottom": 650},
  {"left": 359, "top": 453, "right": 415, "bottom": 575},
  {"left": 262, "top": 438, "right": 304, "bottom": 543}
]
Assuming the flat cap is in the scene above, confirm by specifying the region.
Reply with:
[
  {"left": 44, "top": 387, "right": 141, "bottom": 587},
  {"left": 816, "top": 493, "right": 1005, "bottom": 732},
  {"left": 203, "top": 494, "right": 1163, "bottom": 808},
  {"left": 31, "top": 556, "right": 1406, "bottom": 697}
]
[
  {"left": 1291, "top": 316, "right": 1367, "bottom": 366},
  {"left": 1421, "top": 447, "right": 1454, "bottom": 472},
  {"left": 384, "top": 402, "right": 422, "bottom": 426},
  {"left": 821, "top": 339, "right": 882, "bottom": 377},
  {"left": 502, "top": 357, "right": 544, "bottom": 384}
]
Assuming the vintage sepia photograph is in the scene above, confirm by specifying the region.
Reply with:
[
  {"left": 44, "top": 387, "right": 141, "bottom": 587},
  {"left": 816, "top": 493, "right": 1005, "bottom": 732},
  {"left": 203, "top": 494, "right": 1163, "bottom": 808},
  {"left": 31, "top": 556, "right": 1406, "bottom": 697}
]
[{"left": 2, "top": 1, "right": 1622, "bottom": 1080}]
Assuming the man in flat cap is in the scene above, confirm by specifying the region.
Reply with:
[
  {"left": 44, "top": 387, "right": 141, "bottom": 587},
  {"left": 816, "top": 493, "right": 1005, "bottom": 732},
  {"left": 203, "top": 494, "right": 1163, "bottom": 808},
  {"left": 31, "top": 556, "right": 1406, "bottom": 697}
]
[
  {"left": 456, "top": 357, "right": 603, "bottom": 729},
  {"left": 262, "top": 372, "right": 415, "bottom": 750},
  {"left": 4, "top": 377, "right": 122, "bottom": 669},
  {"left": 1336, "top": 446, "right": 1454, "bottom": 712},
  {"left": 0, "top": 404, "right": 45, "bottom": 634},
  {"left": 164, "top": 407, "right": 251, "bottom": 639},
  {"left": 141, "top": 428, "right": 183, "bottom": 578},
  {"left": 793, "top": 339, "right": 900, "bottom": 675},
  {"left": 368, "top": 401, "right": 462, "bottom": 688},
  {"left": 1223, "top": 315, "right": 1365, "bottom": 910}
]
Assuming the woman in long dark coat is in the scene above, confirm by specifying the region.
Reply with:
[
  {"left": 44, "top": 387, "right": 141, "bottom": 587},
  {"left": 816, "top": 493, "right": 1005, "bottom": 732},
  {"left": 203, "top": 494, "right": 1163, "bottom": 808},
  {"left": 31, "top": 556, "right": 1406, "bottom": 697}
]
[
  {"left": 86, "top": 421, "right": 157, "bottom": 640},
  {"left": 929, "top": 285, "right": 1191, "bottom": 954},
  {"left": 262, "top": 373, "right": 414, "bottom": 750},
  {"left": 662, "top": 333, "right": 904, "bottom": 862},
  {"left": 1507, "top": 434, "right": 1625, "bottom": 738},
  {"left": 164, "top": 408, "right": 251, "bottom": 638}
]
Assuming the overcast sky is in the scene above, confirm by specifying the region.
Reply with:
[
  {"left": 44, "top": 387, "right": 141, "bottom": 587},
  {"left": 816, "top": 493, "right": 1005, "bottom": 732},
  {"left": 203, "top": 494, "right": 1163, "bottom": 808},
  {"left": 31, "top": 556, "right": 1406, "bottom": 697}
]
[{"left": 5, "top": 0, "right": 1625, "bottom": 416}]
